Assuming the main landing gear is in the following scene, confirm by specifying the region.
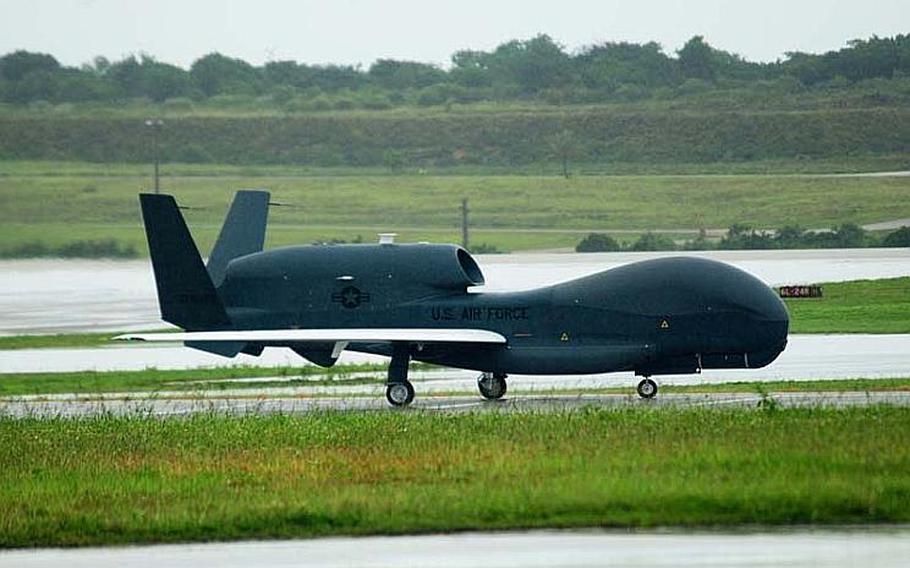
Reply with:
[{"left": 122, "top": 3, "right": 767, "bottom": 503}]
[
  {"left": 478, "top": 372, "right": 507, "bottom": 400},
  {"left": 386, "top": 381, "right": 415, "bottom": 407},
  {"left": 385, "top": 343, "right": 415, "bottom": 407},
  {"left": 636, "top": 377, "right": 658, "bottom": 399}
]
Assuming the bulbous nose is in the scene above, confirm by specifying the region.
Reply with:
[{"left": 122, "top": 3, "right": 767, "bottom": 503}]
[{"left": 747, "top": 283, "right": 789, "bottom": 366}]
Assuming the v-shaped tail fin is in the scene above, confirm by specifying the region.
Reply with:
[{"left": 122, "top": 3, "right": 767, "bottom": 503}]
[
  {"left": 139, "top": 193, "right": 231, "bottom": 331},
  {"left": 206, "top": 189, "right": 270, "bottom": 287}
]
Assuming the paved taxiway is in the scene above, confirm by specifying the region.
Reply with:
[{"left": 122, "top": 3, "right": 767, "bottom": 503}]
[
  {"left": 3, "top": 391, "right": 909, "bottom": 418},
  {"left": 4, "top": 528, "right": 909, "bottom": 568}
]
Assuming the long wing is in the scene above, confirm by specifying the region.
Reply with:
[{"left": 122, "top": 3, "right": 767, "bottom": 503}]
[{"left": 114, "top": 328, "right": 507, "bottom": 344}]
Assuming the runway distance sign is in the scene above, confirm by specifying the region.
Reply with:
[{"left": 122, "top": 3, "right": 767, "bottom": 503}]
[{"left": 778, "top": 285, "right": 823, "bottom": 299}]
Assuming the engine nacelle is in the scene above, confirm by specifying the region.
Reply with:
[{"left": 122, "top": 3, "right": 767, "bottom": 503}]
[{"left": 219, "top": 243, "right": 486, "bottom": 312}]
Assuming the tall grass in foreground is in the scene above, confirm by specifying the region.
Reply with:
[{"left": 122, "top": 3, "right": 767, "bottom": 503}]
[{"left": 1, "top": 406, "right": 908, "bottom": 547}]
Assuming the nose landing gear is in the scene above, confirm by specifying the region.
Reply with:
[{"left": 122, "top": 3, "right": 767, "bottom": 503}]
[{"left": 478, "top": 372, "right": 508, "bottom": 400}]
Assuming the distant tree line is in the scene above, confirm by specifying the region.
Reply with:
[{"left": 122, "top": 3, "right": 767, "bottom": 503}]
[
  {"left": 576, "top": 225, "right": 910, "bottom": 253},
  {"left": 1, "top": 34, "right": 909, "bottom": 107}
]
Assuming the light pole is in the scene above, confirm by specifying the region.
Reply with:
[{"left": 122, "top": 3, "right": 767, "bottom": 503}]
[
  {"left": 144, "top": 118, "right": 163, "bottom": 193},
  {"left": 461, "top": 197, "right": 469, "bottom": 251}
]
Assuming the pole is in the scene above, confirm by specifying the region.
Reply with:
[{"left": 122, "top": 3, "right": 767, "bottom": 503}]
[
  {"left": 461, "top": 198, "right": 469, "bottom": 251},
  {"left": 153, "top": 126, "right": 160, "bottom": 194},
  {"left": 145, "top": 119, "right": 163, "bottom": 193}
]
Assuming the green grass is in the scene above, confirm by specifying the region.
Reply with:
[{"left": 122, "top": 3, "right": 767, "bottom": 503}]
[
  {"left": 0, "top": 331, "right": 164, "bottom": 350},
  {"left": 0, "top": 365, "right": 397, "bottom": 397},
  {"left": 1, "top": 407, "right": 909, "bottom": 547},
  {"left": 2, "top": 155, "right": 908, "bottom": 177},
  {"left": 1, "top": 160, "right": 909, "bottom": 255},
  {"left": 785, "top": 277, "right": 910, "bottom": 334}
]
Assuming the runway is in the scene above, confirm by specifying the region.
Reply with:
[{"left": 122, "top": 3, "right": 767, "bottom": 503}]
[{"left": 4, "top": 528, "right": 909, "bottom": 568}]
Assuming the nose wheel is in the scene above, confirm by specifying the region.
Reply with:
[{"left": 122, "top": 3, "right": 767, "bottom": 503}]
[
  {"left": 636, "top": 378, "right": 658, "bottom": 399},
  {"left": 478, "top": 372, "right": 507, "bottom": 400}
]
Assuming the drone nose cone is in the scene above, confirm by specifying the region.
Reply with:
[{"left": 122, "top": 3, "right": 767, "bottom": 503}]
[
  {"left": 744, "top": 279, "right": 790, "bottom": 366},
  {"left": 759, "top": 281, "right": 789, "bottom": 332}
]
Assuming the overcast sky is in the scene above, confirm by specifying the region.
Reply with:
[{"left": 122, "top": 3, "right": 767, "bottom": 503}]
[{"left": 1, "top": 0, "right": 907, "bottom": 69}]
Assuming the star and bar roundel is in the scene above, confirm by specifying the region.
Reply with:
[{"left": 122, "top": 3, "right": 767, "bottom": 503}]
[{"left": 332, "top": 285, "right": 372, "bottom": 309}]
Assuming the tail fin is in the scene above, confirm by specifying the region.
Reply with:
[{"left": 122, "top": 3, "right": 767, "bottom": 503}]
[
  {"left": 139, "top": 193, "right": 231, "bottom": 331},
  {"left": 207, "top": 189, "right": 270, "bottom": 287}
]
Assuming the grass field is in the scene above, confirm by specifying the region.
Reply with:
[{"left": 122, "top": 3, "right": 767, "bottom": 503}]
[
  {"left": 785, "top": 277, "right": 910, "bottom": 334},
  {"left": 1, "top": 160, "right": 908, "bottom": 254},
  {"left": 1, "top": 407, "right": 908, "bottom": 547},
  {"left": 0, "top": 330, "right": 166, "bottom": 350}
]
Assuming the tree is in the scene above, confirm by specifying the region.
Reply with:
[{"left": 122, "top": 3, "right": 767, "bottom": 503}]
[
  {"left": 0, "top": 50, "right": 59, "bottom": 81},
  {"left": 487, "top": 35, "right": 573, "bottom": 93},
  {"left": 4, "top": 69, "right": 58, "bottom": 103},
  {"left": 677, "top": 36, "right": 717, "bottom": 81},
  {"left": 577, "top": 41, "right": 679, "bottom": 90},
  {"left": 450, "top": 50, "right": 493, "bottom": 87},
  {"left": 677, "top": 36, "right": 770, "bottom": 83},
  {"left": 307, "top": 64, "right": 365, "bottom": 92},
  {"left": 141, "top": 62, "right": 193, "bottom": 102},
  {"left": 368, "top": 59, "right": 445, "bottom": 90},
  {"left": 107, "top": 55, "right": 192, "bottom": 101},
  {"left": 263, "top": 60, "right": 300, "bottom": 87},
  {"left": 190, "top": 53, "right": 260, "bottom": 96}
]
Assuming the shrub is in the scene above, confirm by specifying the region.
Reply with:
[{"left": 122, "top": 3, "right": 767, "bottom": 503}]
[
  {"left": 0, "top": 239, "right": 137, "bottom": 259},
  {"left": 575, "top": 233, "right": 621, "bottom": 252},
  {"left": 630, "top": 232, "right": 677, "bottom": 251},
  {"left": 883, "top": 226, "right": 910, "bottom": 247}
]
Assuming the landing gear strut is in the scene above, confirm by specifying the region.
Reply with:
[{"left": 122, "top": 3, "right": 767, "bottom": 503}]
[
  {"left": 386, "top": 342, "right": 414, "bottom": 407},
  {"left": 478, "top": 372, "right": 507, "bottom": 400},
  {"left": 636, "top": 377, "right": 658, "bottom": 399}
]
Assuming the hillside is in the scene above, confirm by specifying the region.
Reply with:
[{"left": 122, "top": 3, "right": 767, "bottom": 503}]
[{"left": 1, "top": 105, "right": 908, "bottom": 167}]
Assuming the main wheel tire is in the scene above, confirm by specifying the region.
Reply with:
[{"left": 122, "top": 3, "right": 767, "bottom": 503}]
[
  {"left": 386, "top": 381, "right": 415, "bottom": 407},
  {"left": 478, "top": 373, "right": 507, "bottom": 400},
  {"left": 637, "top": 378, "right": 658, "bottom": 399}
]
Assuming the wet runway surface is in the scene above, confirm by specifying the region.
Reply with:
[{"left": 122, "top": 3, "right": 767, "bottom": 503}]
[
  {"left": 2, "top": 248, "right": 909, "bottom": 335},
  {"left": 4, "top": 334, "right": 909, "bottom": 383},
  {"left": 4, "top": 528, "right": 909, "bottom": 568}
]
